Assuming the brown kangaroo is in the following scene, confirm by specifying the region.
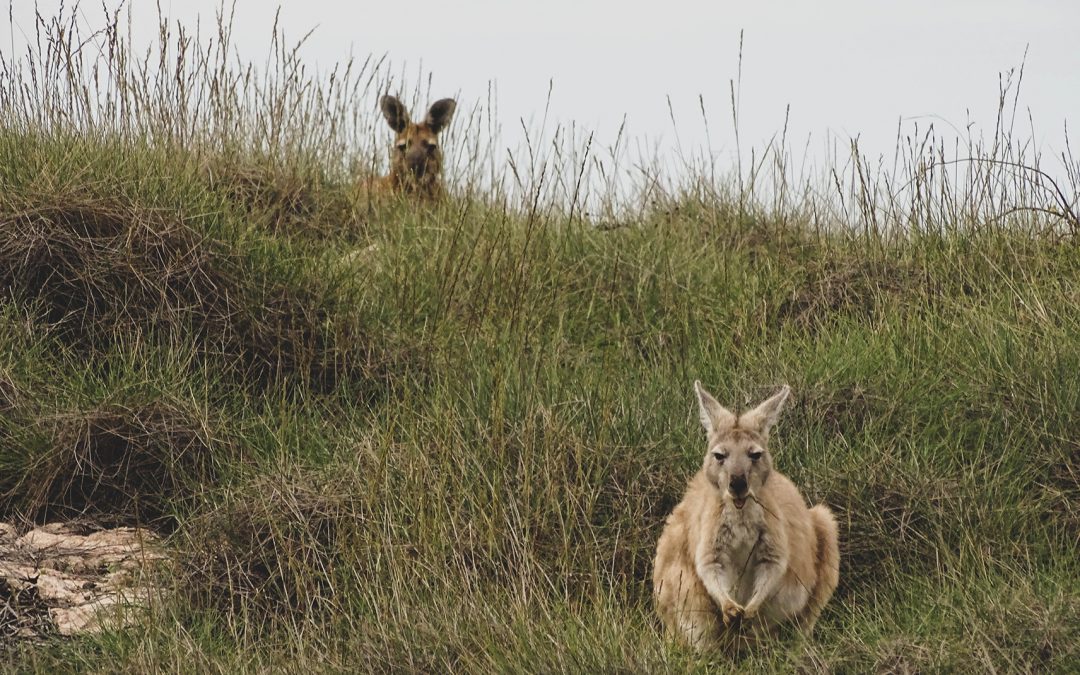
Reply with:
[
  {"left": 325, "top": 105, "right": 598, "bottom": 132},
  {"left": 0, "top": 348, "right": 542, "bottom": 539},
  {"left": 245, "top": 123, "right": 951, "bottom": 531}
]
[
  {"left": 367, "top": 95, "right": 456, "bottom": 201},
  {"left": 653, "top": 383, "right": 840, "bottom": 652}
]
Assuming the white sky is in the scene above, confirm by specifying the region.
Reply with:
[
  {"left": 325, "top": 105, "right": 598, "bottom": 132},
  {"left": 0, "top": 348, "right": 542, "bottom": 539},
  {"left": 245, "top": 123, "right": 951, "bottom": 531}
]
[{"left": 5, "top": 1, "right": 1079, "bottom": 194}]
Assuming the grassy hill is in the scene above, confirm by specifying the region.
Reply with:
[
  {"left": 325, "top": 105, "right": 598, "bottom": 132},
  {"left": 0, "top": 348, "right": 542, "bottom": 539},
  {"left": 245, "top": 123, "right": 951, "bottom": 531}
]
[{"left": 1, "top": 12, "right": 1077, "bottom": 673}]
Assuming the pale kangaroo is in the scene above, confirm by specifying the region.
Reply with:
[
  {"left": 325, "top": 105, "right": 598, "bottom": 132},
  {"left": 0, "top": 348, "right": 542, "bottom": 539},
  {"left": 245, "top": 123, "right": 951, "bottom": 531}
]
[
  {"left": 368, "top": 94, "right": 456, "bottom": 201},
  {"left": 653, "top": 382, "right": 839, "bottom": 651}
]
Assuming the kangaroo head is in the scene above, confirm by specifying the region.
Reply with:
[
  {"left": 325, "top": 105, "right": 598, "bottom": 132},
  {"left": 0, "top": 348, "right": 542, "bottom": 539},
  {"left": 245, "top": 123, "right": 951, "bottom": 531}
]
[
  {"left": 694, "top": 381, "right": 790, "bottom": 510},
  {"left": 380, "top": 95, "right": 456, "bottom": 193}
]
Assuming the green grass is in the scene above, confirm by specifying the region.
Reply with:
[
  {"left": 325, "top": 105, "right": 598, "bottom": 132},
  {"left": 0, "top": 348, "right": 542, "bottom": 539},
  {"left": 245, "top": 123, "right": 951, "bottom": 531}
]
[{"left": 0, "top": 9, "right": 1077, "bottom": 674}]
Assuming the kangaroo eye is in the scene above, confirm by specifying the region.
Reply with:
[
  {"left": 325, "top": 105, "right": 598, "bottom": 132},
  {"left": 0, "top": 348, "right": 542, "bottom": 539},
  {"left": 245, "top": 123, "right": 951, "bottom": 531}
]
[
  {"left": 425, "top": 141, "right": 438, "bottom": 152},
  {"left": 395, "top": 141, "right": 407, "bottom": 152},
  {"left": 749, "top": 451, "right": 763, "bottom": 462},
  {"left": 712, "top": 452, "right": 726, "bottom": 463}
]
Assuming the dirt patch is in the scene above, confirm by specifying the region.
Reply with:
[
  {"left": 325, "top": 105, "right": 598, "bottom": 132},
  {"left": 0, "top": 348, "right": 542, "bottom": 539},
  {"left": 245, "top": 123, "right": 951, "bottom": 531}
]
[{"left": 0, "top": 522, "right": 165, "bottom": 639}]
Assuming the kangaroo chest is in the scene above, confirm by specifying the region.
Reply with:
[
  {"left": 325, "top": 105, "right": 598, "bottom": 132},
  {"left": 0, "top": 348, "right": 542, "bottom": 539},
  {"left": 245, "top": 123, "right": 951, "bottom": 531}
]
[
  {"left": 716, "top": 510, "right": 763, "bottom": 556},
  {"left": 713, "top": 510, "right": 766, "bottom": 601}
]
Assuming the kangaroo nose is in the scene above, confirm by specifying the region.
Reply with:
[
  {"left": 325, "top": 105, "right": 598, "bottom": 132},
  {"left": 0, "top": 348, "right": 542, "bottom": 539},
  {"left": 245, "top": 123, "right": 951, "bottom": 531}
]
[
  {"left": 408, "top": 153, "right": 428, "bottom": 176},
  {"left": 730, "top": 474, "right": 748, "bottom": 495}
]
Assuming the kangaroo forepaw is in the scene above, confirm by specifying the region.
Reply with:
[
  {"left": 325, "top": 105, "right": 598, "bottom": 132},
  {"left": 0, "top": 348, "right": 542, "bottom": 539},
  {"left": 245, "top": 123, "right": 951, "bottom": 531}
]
[{"left": 721, "top": 600, "right": 744, "bottom": 628}]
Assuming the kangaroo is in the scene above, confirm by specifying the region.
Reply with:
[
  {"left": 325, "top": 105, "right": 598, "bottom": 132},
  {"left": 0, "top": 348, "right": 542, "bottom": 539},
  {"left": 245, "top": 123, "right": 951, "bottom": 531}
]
[
  {"left": 366, "top": 94, "right": 456, "bottom": 201},
  {"left": 652, "top": 382, "right": 839, "bottom": 652}
]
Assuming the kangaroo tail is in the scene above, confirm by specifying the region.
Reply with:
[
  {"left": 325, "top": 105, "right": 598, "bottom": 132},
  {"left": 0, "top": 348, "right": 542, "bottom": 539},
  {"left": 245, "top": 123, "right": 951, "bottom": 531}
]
[{"left": 802, "top": 504, "right": 840, "bottom": 632}]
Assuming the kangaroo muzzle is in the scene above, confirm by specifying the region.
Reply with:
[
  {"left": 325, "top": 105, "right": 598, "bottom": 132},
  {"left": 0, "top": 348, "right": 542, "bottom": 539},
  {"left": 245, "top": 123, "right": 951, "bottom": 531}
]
[
  {"left": 729, "top": 474, "right": 749, "bottom": 508},
  {"left": 729, "top": 473, "right": 748, "bottom": 494},
  {"left": 406, "top": 151, "right": 429, "bottom": 178}
]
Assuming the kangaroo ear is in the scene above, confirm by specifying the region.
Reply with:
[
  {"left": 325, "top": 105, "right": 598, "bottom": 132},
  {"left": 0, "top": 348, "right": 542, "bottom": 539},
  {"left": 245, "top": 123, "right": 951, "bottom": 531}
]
[
  {"left": 381, "top": 95, "right": 410, "bottom": 133},
  {"left": 741, "top": 385, "right": 791, "bottom": 437},
  {"left": 695, "top": 380, "right": 736, "bottom": 435},
  {"left": 424, "top": 98, "right": 456, "bottom": 133}
]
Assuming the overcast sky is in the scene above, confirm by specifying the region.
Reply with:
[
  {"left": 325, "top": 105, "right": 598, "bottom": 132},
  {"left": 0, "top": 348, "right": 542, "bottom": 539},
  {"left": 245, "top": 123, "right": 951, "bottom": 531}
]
[{"left": 6, "top": 1, "right": 1079, "bottom": 188}]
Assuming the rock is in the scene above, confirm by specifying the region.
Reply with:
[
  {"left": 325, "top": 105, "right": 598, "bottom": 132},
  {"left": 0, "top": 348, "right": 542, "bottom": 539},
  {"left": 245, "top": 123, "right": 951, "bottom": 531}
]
[{"left": 0, "top": 522, "right": 166, "bottom": 638}]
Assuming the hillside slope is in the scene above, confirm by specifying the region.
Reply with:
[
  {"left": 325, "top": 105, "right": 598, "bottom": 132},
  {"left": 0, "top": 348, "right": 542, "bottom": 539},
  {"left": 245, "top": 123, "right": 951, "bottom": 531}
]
[{"left": 0, "top": 12, "right": 1077, "bottom": 673}]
